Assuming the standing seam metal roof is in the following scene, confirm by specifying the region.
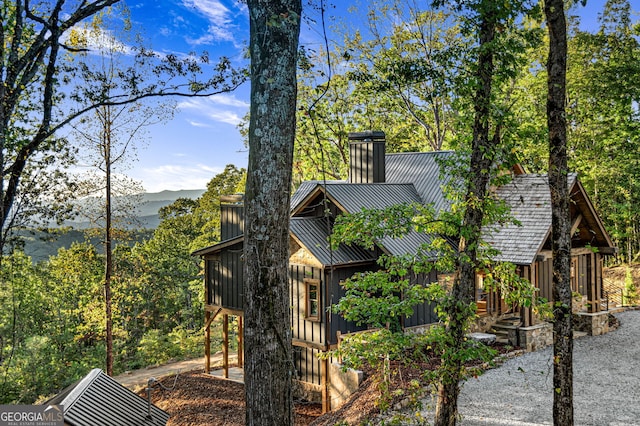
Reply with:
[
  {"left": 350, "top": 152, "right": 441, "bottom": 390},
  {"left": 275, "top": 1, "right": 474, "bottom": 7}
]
[
  {"left": 289, "top": 217, "right": 376, "bottom": 266},
  {"left": 44, "top": 369, "right": 169, "bottom": 426}
]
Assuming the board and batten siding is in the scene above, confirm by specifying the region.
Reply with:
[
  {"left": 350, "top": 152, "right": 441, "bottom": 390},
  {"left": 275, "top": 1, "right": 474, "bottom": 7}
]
[
  {"left": 293, "top": 346, "right": 323, "bottom": 386},
  {"left": 205, "top": 243, "right": 244, "bottom": 310},
  {"left": 290, "top": 264, "right": 324, "bottom": 345},
  {"left": 404, "top": 270, "right": 440, "bottom": 328}
]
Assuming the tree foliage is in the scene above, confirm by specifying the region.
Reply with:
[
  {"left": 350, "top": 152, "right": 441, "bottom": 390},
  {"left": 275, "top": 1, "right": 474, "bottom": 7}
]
[
  {"left": 0, "top": 165, "right": 244, "bottom": 403},
  {"left": 0, "top": 0, "right": 246, "bottom": 252}
]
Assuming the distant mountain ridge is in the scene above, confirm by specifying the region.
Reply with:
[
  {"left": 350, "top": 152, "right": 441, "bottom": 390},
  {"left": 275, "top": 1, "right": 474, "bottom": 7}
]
[
  {"left": 134, "top": 189, "right": 206, "bottom": 227},
  {"left": 64, "top": 189, "right": 206, "bottom": 229},
  {"left": 23, "top": 189, "right": 205, "bottom": 262}
]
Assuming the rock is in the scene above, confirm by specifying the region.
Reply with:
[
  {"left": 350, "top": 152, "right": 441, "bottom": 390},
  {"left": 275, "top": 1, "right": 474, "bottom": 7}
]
[{"left": 467, "top": 332, "right": 497, "bottom": 345}]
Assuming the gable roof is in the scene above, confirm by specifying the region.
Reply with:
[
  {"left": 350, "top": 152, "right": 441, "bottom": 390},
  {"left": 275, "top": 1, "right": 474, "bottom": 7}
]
[
  {"left": 196, "top": 149, "right": 614, "bottom": 267},
  {"left": 484, "top": 174, "right": 561, "bottom": 265},
  {"left": 385, "top": 151, "right": 453, "bottom": 213},
  {"left": 44, "top": 369, "right": 169, "bottom": 426},
  {"left": 292, "top": 182, "right": 422, "bottom": 216},
  {"left": 289, "top": 154, "right": 454, "bottom": 262},
  {"left": 289, "top": 217, "right": 376, "bottom": 266},
  {"left": 484, "top": 173, "right": 615, "bottom": 265}
]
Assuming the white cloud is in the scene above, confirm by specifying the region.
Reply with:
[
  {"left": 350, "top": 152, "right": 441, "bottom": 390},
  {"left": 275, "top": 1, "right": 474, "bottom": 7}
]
[
  {"left": 208, "top": 93, "right": 250, "bottom": 108},
  {"left": 178, "top": 95, "right": 248, "bottom": 126},
  {"left": 64, "top": 26, "right": 133, "bottom": 56},
  {"left": 183, "top": 0, "right": 230, "bottom": 27},
  {"left": 135, "top": 164, "right": 224, "bottom": 192},
  {"left": 181, "top": 0, "right": 243, "bottom": 44}
]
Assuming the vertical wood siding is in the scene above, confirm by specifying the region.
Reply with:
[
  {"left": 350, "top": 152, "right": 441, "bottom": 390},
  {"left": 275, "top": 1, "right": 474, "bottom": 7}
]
[
  {"left": 326, "top": 266, "right": 373, "bottom": 345},
  {"left": 206, "top": 243, "right": 244, "bottom": 310},
  {"left": 536, "top": 258, "right": 554, "bottom": 301},
  {"left": 404, "top": 270, "right": 439, "bottom": 328},
  {"left": 293, "top": 346, "right": 322, "bottom": 385},
  {"left": 290, "top": 264, "right": 324, "bottom": 344}
]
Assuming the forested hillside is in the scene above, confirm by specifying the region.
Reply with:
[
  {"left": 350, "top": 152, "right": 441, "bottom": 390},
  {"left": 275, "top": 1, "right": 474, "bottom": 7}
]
[
  {"left": 0, "top": 0, "right": 638, "bottom": 414},
  {"left": 0, "top": 165, "right": 244, "bottom": 404}
]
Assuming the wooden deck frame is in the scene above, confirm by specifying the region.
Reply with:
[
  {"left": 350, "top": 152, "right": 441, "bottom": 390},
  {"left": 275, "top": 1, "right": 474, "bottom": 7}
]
[{"left": 204, "top": 305, "right": 244, "bottom": 375}]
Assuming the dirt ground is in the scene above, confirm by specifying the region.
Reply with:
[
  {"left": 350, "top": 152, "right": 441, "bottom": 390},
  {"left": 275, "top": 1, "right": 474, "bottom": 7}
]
[{"left": 138, "top": 370, "right": 323, "bottom": 426}]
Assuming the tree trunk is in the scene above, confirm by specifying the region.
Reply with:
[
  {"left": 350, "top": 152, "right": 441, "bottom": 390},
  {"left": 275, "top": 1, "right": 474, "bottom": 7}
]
[
  {"left": 243, "top": 1, "right": 301, "bottom": 425},
  {"left": 434, "top": 7, "right": 497, "bottom": 426},
  {"left": 104, "top": 114, "right": 114, "bottom": 376},
  {"left": 545, "top": 0, "right": 573, "bottom": 424}
]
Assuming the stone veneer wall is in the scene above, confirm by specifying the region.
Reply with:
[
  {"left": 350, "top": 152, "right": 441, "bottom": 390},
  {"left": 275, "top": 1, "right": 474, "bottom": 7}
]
[
  {"left": 294, "top": 380, "right": 322, "bottom": 404},
  {"left": 518, "top": 322, "right": 553, "bottom": 352},
  {"left": 574, "top": 311, "right": 610, "bottom": 336}
]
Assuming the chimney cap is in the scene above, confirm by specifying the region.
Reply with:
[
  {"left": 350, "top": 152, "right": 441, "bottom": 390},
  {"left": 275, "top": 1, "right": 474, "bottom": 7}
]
[
  {"left": 220, "top": 194, "right": 244, "bottom": 203},
  {"left": 348, "top": 130, "right": 385, "bottom": 142}
]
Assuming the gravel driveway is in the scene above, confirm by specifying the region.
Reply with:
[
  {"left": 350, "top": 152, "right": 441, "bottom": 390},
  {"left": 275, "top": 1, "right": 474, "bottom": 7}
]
[{"left": 421, "top": 309, "right": 640, "bottom": 425}]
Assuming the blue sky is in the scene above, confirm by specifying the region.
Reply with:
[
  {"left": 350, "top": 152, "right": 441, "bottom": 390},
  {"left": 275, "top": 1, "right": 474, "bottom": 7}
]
[{"left": 116, "top": 0, "right": 610, "bottom": 193}]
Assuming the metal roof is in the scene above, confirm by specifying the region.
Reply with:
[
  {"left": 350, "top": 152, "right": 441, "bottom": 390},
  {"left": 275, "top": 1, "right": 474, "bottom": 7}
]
[
  {"left": 191, "top": 235, "right": 243, "bottom": 256},
  {"left": 44, "top": 369, "right": 169, "bottom": 426},
  {"left": 290, "top": 180, "right": 345, "bottom": 212},
  {"left": 322, "top": 183, "right": 422, "bottom": 213},
  {"left": 289, "top": 217, "right": 376, "bottom": 266},
  {"left": 385, "top": 151, "right": 454, "bottom": 213}
]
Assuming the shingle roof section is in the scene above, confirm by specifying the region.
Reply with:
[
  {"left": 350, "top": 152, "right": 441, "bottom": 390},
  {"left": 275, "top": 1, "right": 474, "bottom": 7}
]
[
  {"left": 484, "top": 174, "right": 577, "bottom": 264},
  {"left": 290, "top": 217, "right": 376, "bottom": 266},
  {"left": 44, "top": 369, "right": 169, "bottom": 426}
]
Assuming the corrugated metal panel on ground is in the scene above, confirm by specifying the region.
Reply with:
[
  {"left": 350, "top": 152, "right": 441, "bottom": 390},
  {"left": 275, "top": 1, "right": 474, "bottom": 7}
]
[{"left": 44, "top": 369, "right": 169, "bottom": 426}]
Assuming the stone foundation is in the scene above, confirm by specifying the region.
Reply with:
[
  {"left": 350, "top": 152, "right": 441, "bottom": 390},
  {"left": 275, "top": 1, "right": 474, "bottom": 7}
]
[
  {"left": 574, "top": 311, "right": 610, "bottom": 336},
  {"left": 518, "top": 322, "right": 553, "bottom": 352},
  {"left": 293, "top": 363, "right": 364, "bottom": 409}
]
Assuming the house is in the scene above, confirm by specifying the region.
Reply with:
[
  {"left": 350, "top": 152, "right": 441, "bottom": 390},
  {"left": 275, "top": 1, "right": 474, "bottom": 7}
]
[
  {"left": 43, "top": 368, "right": 169, "bottom": 426},
  {"left": 193, "top": 130, "right": 616, "bottom": 410}
]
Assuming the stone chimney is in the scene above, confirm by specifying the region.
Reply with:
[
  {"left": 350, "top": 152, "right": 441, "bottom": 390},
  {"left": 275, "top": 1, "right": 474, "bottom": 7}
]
[
  {"left": 220, "top": 194, "right": 244, "bottom": 240},
  {"left": 348, "top": 130, "right": 386, "bottom": 183}
]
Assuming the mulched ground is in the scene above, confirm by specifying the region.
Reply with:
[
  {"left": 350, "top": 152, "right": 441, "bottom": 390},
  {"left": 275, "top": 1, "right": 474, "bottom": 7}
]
[
  {"left": 141, "top": 343, "right": 517, "bottom": 426},
  {"left": 139, "top": 370, "right": 322, "bottom": 426}
]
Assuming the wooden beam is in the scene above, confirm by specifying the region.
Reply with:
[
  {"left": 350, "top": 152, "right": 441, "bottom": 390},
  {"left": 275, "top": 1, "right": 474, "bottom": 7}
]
[
  {"left": 205, "top": 305, "right": 244, "bottom": 316},
  {"left": 570, "top": 213, "right": 583, "bottom": 237},
  {"left": 321, "top": 357, "right": 329, "bottom": 413},
  {"left": 237, "top": 316, "right": 244, "bottom": 367},
  {"left": 205, "top": 311, "right": 211, "bottom": 374},
  {"left": 204, "top": 307, "right": 222, "bottom": 330},
  {"left": 223, "top": 314, "right": 229, "bottom": 378},
  {"left": 292, "top": 338, "right": 328, "bottom": 351}
]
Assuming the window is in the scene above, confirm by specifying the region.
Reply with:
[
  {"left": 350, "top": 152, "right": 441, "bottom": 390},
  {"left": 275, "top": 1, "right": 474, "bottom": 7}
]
[{"left": 305, "top": 278, "right": 320, "bottom": 321}]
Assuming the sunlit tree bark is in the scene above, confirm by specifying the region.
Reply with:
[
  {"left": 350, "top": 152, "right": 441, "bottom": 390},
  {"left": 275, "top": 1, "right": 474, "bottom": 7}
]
[{"left": 243, "top": 0, "right": 301, "bottom": 425}]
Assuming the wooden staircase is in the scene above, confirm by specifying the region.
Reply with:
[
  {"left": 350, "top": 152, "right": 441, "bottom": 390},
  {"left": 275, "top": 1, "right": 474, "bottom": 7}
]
[{"left": 491, "top": 316, "right": 522, "bottom": 345}]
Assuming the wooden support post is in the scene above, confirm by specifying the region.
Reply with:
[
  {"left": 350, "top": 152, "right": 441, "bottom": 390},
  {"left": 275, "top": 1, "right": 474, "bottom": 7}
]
[
  {"left": 223, "top": 314, "right": 229, "bottom": 378},
  {"left": 205, "top": 311, "right": 211, "bottom": 373},
  {"left": 321, "top": 356, "right": 330, "bottom": 413},
  {"left": 237, "top": 316, "right": 244, "bottom": 367},
  {"left": 588, "top": 253, "right": 598, "bottom": 313}
]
